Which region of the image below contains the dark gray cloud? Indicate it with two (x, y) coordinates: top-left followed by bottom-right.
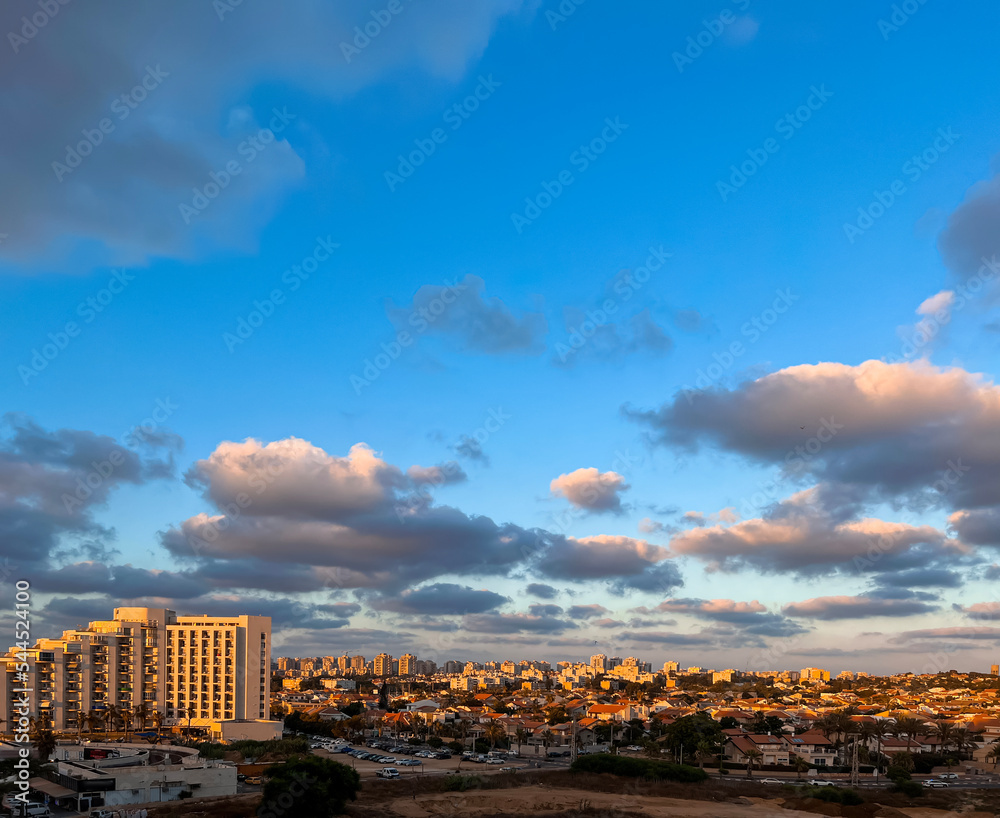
(454, 435), (490, 465)
(567, 604), (610, 620)
(533, 534), (682, 594)
(870, 567), (963, 589)
(949, 506), (1000, 546)
(528, 603), (564, 617)
(373, 583), (508, 615)
(937, 153), (1000, 283)
(0, 1), (525, 272)
(526, 582), (558, 599)
(553, 308), (673, 368)
(0, 415), (177, 567)
(782, 595), (938, 620)
(462, 611), (577, 634)
(387, 275), (547, 355)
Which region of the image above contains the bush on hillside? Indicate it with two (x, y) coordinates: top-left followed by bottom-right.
(570, 753), (708, 783)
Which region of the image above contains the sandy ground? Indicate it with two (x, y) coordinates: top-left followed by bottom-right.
(382, 785), (823, 817)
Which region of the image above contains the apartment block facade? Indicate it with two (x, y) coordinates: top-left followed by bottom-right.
(0, 607), (271, 731)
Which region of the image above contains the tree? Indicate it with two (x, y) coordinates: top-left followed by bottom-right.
(151, 711), (165, 740)
(30, 726), (57, 761)
(793, 755), (811, 780)
(262, 756), (360, 817)
(744, 748), (763, 779)
(662, 714), (723, 763)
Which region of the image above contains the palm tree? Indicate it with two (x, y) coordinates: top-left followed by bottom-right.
(744, 748), (763, 779)
(894, 717), (924, 753)
(103, 705), (120, 737)
(134, 703), (151, 732)
(793, 755), (811, 780)
(986, 743), (1000, 768)
(151, 711), (164, 741)
(932, 721), (955, 755)
(871, 720), (890, 783)
(514, 727), (528, 756)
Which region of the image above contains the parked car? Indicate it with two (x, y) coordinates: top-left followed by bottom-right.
(486, 757), (504, 764)
(938, 773), (959, 780)
(237, 774), (247, 782)
(245, 776), (264, 785)
(377, 767), (400, 779)
(758, 778), (783, 785)
(625, 745), (643, 752)
(499, 766), (518, 773)
(435, 752), (452, 759)
(923, 780), (950, 788)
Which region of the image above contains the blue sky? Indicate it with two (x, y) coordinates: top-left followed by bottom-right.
(3, 0), (1000, 674)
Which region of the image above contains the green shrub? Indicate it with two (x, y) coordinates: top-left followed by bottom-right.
(444, 775), (483, 791)
(899, 779), (924, 796)
(570, 753), (708, 783)
(797, 786), (863, 805)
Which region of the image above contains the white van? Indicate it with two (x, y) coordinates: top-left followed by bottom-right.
(15, 804), (51, 818)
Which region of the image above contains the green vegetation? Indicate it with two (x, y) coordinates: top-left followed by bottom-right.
(261, 756), (360, 817)
(570, 753), (708, 783)
(798, 785), (864, 805)
(444, 774), (484, 791)
(191, 736), (310, 760)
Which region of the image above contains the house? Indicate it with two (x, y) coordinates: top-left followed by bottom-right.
(725, 733), (790, 766)
(782, 732), (837, 766)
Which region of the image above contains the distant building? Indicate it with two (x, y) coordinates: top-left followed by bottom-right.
(399, 653), (417, 676)
(373, 653), (393, 677)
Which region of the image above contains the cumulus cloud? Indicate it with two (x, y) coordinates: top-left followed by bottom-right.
(627, 360), (1000, 511)
(550, 467), (630, 513)
(653, 598), (806, 636)
(668, 486), (950, 576)
(372, 583), (508, 615)
(782, 595), (938, 620)
(0, 0), (526, 271)
(166, 435), (683, 598)
(387, 275), (547, 355)
(533, 534), (682, 593)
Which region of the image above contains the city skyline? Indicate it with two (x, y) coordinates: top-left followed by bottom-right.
(4, 2), (1000, 677)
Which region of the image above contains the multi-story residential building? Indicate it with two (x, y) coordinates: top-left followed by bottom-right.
(501, 660), (517, 675)
(800, 667), (831, 683)
(590, 654), (607, 672)
(663, 661), (679, 674)
(373, 653), (393, 677)
(337, 654), (349, 674)
(398, 653), (417, 676)
(415, 659), (437, 675)
(444, 660), (464, 674)
(350, 655), (366, 673)
(0, 607), (271, 733)
(992, 664), (999, 677)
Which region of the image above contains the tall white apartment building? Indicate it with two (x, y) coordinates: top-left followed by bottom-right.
(0, 607), (271, 732)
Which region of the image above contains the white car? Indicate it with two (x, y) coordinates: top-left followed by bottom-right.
(377, 767), (400, 779)
(758, 778), (782, 785)
(811, 779), (837, 787)
(923, 780), (949, 788)
(486, 757), (504, 764)
(938, 773), (959, 780)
